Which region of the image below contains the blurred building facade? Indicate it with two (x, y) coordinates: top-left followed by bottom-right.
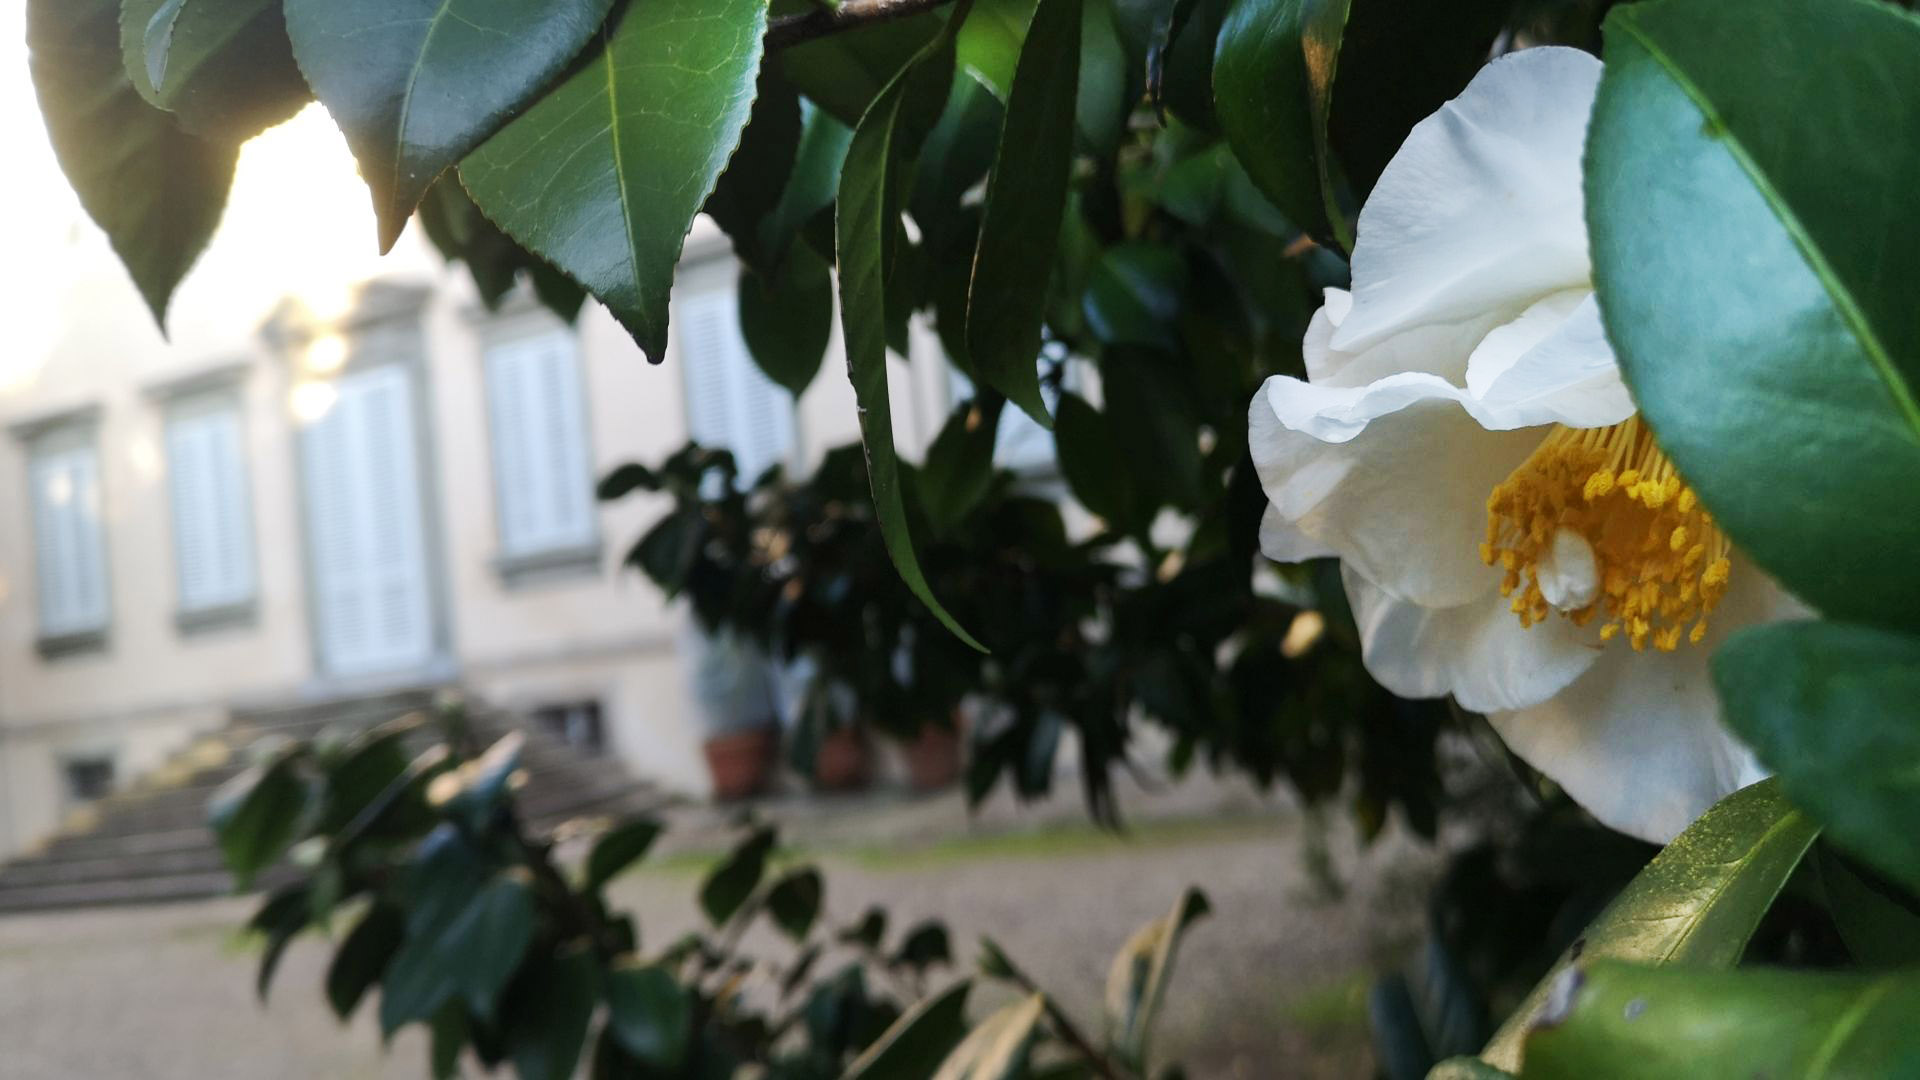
(0, 107), (980, 859)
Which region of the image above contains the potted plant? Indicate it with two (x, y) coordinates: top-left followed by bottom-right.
(684, 624), (781, 801)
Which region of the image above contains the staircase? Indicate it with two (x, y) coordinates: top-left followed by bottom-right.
(0, 689), (663, 913)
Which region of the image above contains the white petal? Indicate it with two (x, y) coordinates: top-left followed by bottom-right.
(1250, 378), (1541, 607)
(1469, 293), (1634, 430)
(1334, 47), (1602, 352)
(1487, 558), (1810, 844)
(1259, 504), (1336, 563)
(1344, 565), (1600, 711)
(1307, 296), (1499, 391)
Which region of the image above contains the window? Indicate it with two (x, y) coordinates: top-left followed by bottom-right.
(676, 281), (796, 486)
(62, 755), (115, 803)
(483, 328), (598, 565)
(533, 700), (604, 753)
(27, 428), (110, 650)
(165, 392), (256, 626)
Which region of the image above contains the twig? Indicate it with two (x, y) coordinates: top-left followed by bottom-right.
(766, 0), (958, 51)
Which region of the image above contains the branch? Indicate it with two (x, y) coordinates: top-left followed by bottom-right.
(766, 0), (957, 51)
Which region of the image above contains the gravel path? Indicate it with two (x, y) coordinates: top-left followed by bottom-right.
(0, 779), (1441, 1079)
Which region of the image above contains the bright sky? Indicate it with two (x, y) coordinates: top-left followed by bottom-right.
(0, 0), (439, 394)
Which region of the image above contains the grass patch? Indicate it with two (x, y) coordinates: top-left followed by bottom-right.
(1282, 970), (1373, 1048)
(832, 812), (1288, 872)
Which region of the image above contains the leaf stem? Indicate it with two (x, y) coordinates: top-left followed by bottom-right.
(766, 0), (958, 50)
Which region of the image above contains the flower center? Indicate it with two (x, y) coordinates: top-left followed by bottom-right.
(1480, 417), (1731, 652)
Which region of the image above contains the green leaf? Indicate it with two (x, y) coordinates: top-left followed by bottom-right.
(285, 0), (615, 252)
(842, 979), (974, 1080)
(766, 866), (826, 941)
(740, 247), (834, 397)
(933, 993), (1046, 1080)
(461, 0), (769, 362)
(1075, 0), (1129, 157)
(759, 99), (854, 270)
(416, 179), (585, 322)
(318, 720), (415, 832)
(1428, 1059), (1515, 1080)
(891, 922), (953, 972)
(1212, 0), (1347, 245)
(429, 1005), (469, 1080)
(327, 903), (405, 1021)
(779, 6), (945, 126)
(1520, 962), (1920, 1079)
(708, 66), (804, 271)
(585, 816), (663, 892)
(381, 842), (537, 1033)
(121, 0), (308, 142)
(1586, 0), (1920, 632)
(1103, 887), (1209, 1073)
(1817, 845), (1920, 968)
(920, 396), (1006, 536)
(505, 946), (600, 1080)
(699, 825), (776, 926)
(249, 882), (313, 1002)
(841, 907), (890, 950)
(606, 963), (691, 1068)
(430, 731), (524, 834)
(836, 6), (988, 652)
(956, 0), (1036, 99)
(29, 0), (237, 329)
(1479, 778), (1819, 1073)
(207, 749), (308, 889)
(1715, 619), (1920, 894)
(965, 0), (1080, 429)
(1082, 243), (1188, 349)
(1054, 391), (1138, 531)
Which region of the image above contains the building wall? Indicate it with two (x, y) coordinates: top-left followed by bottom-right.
(0, 100), (958, 858)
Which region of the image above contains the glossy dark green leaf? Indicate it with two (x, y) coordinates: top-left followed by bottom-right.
(842, 979), (973, 1080)
(318, 721), (415, 832)
(934, 993), (1046, 1080)
(779, 6), (944, 125)
(1480, 779), (1819, 1073)
(285, 0), (615, 252)
(381, 861), (537, 1033)
(121, 0), (309, 142)
(965, 0), (1080, 428)
(207, 750), (308, 889)
(505, 946), (599, 1080)
(1586, 0), (1920, 631)
(1324, 0), (1506, 204)
(836, 7), (987, 651)
(327, 903), (405, 1021)
(1082, 243), (1188, 349)
(699, 825), (776, 926)
(912, 73), (1002, 248)
(956, 0), (1036, 99)
(585, 816), (663, 892)
(606, 963), (691, 1067)
(841, 907), (890, 950)
(739, 247), (834, 397)
(1076, 0), (1129, 157)
(461, 0), (768, 362)
(1104, 887), (1209, 1073)
(766, 866), (826, 941)
(29, 0), (236, 329)
(1715, 620), (1920, 894)
(920, 396), (1005, 536)
(1817, 845), (1920, 968)
(1521, 962), (1920, 1079)
(417, 179), (586, 323)
(708, 66), (803, 271)
(759, 100), (854, 270)
(1054, 391), (1137, 531)
(891, 922), (953, 972)
(429, 1005), (468, 1080)
(1212, 0), (1346, 245)
(431, 731), (524, 834)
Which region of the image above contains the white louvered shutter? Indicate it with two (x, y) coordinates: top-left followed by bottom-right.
(677, 284), (796, 486)
(29, 442), (110, 638)
(485, 329), (597, 558)
(167, 400), (256, 613)
(302, 365), (434, 677)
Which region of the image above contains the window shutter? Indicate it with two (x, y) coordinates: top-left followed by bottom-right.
(677, 283), (795, 485)
(30, 443), (110, 638)
(484, 329), (597, 558)
(302, 365), (434, 676)
(166, 401), (255, 613)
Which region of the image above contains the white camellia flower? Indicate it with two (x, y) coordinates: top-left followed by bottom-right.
(1247, 45), (1803, 845)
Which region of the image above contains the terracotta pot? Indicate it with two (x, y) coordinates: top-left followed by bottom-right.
(812, 727), (871, 792)
(904, 722), (963, 792)
(704, 726), (778, 801)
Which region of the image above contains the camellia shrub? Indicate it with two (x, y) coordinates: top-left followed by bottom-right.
(27, 0), (1920, 1073)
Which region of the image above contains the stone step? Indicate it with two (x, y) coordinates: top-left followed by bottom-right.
(0, 844), (229, 890)
(0, 871), (242, 914)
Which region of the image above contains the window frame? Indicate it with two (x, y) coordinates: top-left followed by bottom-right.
(159, 383), (260, 635)
(12, 406), (112, 659)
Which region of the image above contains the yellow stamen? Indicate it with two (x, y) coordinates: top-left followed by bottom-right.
(1480, 416), (1733, 650)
